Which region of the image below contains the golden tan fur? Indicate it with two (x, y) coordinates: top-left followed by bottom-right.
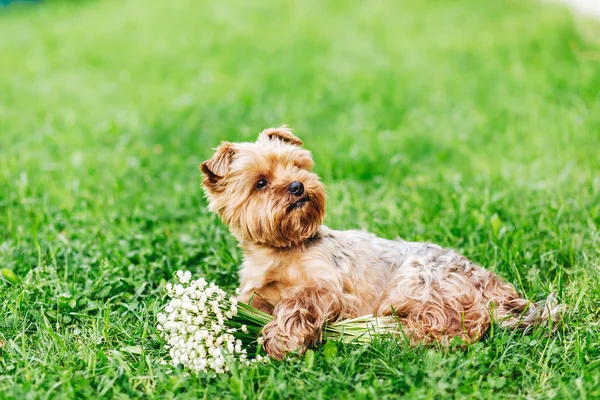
(201, 126), (561, 359)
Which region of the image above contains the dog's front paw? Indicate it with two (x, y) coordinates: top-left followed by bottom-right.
(261, 320), (302, 360)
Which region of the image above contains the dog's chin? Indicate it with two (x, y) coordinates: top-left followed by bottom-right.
(286, 195), (311, 213)
(236, 190), (326, 248)
(275, 196), (324, 247)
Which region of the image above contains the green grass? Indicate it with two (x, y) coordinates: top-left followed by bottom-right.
(1, 0), (599, 398)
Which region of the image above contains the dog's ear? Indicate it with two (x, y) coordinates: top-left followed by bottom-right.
(258, 125), (303, 146)
(200, 142), (235, 185)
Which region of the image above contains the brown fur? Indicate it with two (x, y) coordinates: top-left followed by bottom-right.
(201, 126), (561, 359)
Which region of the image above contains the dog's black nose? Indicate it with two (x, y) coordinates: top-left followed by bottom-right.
(288, 181), (304, 196)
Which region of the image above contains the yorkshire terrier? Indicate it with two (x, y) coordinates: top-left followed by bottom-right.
(201, 126), (560, 360)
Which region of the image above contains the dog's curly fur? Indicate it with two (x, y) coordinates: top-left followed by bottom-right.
(201, 126), (560, 360)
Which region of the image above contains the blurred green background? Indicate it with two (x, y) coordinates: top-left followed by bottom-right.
(1, 0), (599, 398)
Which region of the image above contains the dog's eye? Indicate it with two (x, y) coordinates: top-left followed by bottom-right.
(255, 178), (268, 189)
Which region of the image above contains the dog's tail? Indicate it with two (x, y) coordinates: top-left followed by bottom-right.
(496, 292), (563, 331)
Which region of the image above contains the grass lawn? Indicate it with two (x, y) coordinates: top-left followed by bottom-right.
(1, 0), (600, 398)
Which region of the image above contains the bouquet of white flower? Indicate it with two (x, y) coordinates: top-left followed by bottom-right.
(157, 270), (402, 375)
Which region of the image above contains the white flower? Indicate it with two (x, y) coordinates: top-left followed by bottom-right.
(157, 273), (267, 375)
(177, 270), (192, 284)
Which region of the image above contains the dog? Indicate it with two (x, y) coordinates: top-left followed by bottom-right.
(200, 126), (560, 360)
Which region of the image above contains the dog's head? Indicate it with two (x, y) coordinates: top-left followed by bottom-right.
(201, 126), (326, 247)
